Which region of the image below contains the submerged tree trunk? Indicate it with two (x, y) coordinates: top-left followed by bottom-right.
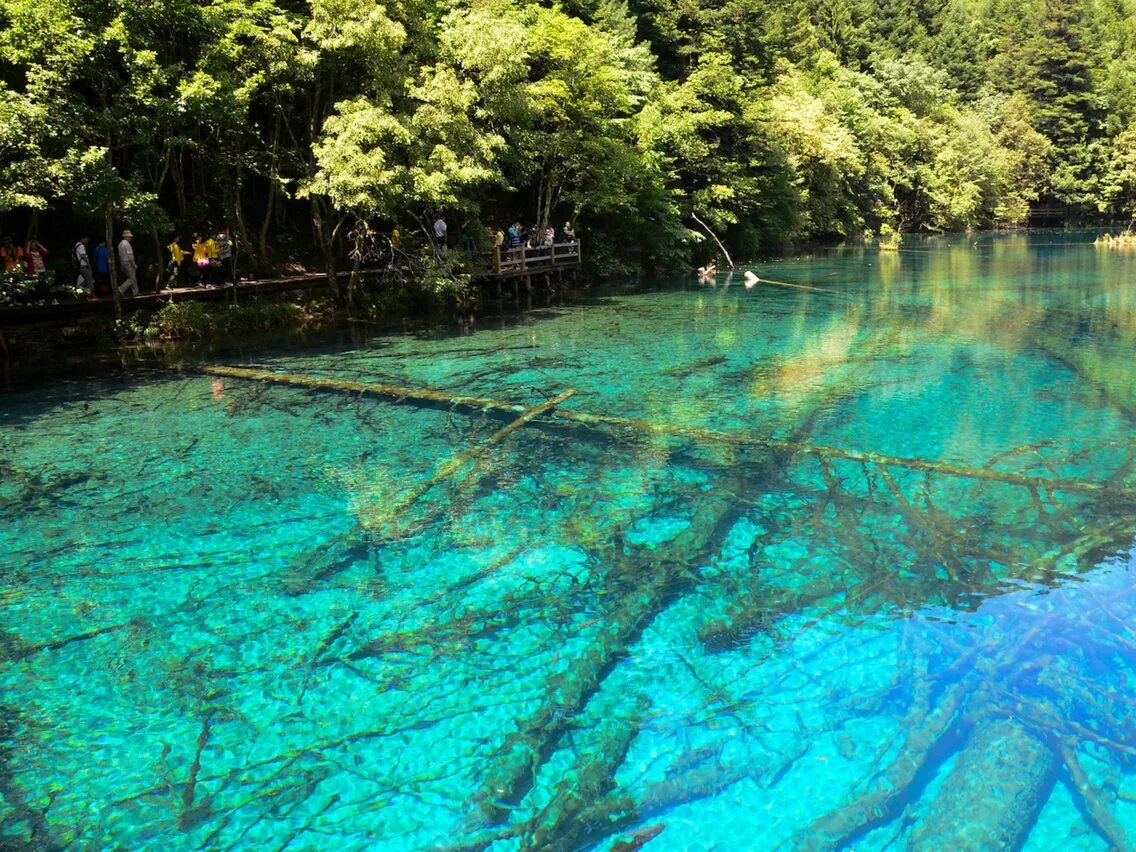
(907, 719), (1056, 850)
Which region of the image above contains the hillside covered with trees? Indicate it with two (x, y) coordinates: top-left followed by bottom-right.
(4, 0), (1136, 279)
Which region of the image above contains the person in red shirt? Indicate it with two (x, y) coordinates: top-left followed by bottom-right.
(25, 239), (48, 276)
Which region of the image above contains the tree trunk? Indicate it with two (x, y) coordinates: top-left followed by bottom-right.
(691, 212), (734, 267)
(348, 252), (362, 309)
(258, 112), (282, 268)
(151, 225), (163, 292)
(541, 171), (555, 231)
(106, 204), (121, 317)
(312, 195), (340, 302)
(535, 165), (545, 229)
(906, 719), (1056, 851)
(172, 150), (187, 219)
(232, 137), (254, 279)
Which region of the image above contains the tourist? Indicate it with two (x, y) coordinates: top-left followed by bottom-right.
(191, 234), (210, 284)
(508, 222), (522, 248)
(117, 230), (139, 296)
(494, 227), (505, 249)
(93, 239), (110, 296)
(25, 239), (48, 276)
(74, 236), (95, 294)
(433, 215), (448, 249)
(563, 221), (575, 242)
(204, 232), (220, 285)
(165, 235), (188, 288)
(1, 236), (24, 273)
(391, 225), (400, 249)
(543, 226), (555, 246)
(215, 227), (234, 286)
(460, 221), (475, 251)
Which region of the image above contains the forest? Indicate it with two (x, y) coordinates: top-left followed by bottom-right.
(3, 0), (1136, 284)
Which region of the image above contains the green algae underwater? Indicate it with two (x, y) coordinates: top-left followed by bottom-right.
(3, 232), (1136, 850)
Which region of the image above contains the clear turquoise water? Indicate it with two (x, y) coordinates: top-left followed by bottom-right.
(3, 232), (1136, 850)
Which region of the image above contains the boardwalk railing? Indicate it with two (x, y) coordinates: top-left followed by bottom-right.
(487, 239), (582, 276)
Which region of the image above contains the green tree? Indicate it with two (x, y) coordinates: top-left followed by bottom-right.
(1103, 123), (1136, 225)
(928, 0), (986, 96)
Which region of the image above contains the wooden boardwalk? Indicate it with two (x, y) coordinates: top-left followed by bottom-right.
(486, 240), (582, 279)
(0, 240), (583, 324)
(0, 273), (334, 323)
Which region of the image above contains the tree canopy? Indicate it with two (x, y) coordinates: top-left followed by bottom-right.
(2, 0), (1136, 277)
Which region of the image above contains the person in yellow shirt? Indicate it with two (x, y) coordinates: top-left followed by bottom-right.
(165, 235), (188, 289)
(391, 225), (400, 249)
(191, 234), (210, 285)
(203, 234), (220, 285)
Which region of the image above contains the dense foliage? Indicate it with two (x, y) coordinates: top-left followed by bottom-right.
(3, 0), (1136, 278)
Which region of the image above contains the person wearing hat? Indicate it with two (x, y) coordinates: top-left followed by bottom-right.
(117, 230), (139, 296)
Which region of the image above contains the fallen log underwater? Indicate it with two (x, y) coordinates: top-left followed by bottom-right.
(204, 366), (1136, 499)
(794, 584), (1136, 852)
(905, 718), (1057, 851)
(469, 470), (744, 831)
(696, 325), (903, 650)
(203, 363), (1136, 850)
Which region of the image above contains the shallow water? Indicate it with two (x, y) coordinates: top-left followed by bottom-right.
(3, 232), (1136, 850)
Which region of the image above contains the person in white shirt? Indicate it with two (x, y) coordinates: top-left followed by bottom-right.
(433, 216), (447, 249)
(117, 230), (139, 296)
(74, 236), (94, 292)
(215, 227), (234, 285)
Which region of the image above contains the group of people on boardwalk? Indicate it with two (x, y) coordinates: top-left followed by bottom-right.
(425, 217), (576, 254)
(71, 232), (140, 298)
(164, 230), (235, 289)
(3, 226), (236, 303)
(495, 221), (575, 252)
(72, 235), (116, 297)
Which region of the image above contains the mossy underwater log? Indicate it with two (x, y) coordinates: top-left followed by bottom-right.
(794, 676), (971, 852)
(697, 327), (901, 651)
(205, 364), (530, 418)
(280, 390), (577, 594)
(373, 389), (576, 538)
(203, 366), (1136, 499)
(471, 477), (741, 827)
(905, 718), (1057, 851)
(520, 707), (646, 851)
(469, 568), (672, 825)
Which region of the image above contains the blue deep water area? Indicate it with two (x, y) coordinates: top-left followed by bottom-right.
(4, 232), (1136, 849)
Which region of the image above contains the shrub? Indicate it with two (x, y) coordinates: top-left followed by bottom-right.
(151, 301), (215, 339)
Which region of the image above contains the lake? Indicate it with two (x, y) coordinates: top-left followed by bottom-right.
(2, 232), (1136, 849)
